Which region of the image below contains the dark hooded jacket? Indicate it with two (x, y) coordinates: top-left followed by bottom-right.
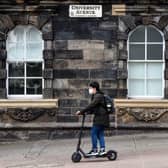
(80, 91), (109, 127)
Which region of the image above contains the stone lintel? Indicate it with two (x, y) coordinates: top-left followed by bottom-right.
(112, 4), (126, 16)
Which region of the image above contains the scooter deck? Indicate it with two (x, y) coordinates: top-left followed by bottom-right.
(84, 153), (107, 158)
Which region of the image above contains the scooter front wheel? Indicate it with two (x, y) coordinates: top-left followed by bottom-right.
(107, 150), (117, 161)
(71, 152), (82, 163)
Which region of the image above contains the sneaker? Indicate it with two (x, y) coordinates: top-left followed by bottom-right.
(99, 148), (106, 155)
(87, 149), (98, 156)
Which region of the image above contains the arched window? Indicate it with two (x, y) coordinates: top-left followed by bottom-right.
(6, 25), (43, 98)
(127, 25), (165, 98)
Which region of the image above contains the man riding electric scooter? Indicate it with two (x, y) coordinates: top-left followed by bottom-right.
(72, 81), (117, 162)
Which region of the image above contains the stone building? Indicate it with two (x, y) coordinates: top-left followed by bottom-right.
(0, 0), (168, 139)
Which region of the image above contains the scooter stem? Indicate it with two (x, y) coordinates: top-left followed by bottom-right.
(76, 114), (86, 152)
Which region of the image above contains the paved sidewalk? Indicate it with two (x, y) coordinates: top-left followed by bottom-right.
(0, 133), (168, 168)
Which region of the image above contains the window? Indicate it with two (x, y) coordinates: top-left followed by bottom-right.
(7, 25), (43, 98)
(127, 26), (165, 98)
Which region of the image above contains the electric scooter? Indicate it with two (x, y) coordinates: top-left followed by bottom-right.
(71, 114), (117, 163)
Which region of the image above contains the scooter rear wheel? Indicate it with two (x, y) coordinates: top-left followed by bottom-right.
(71, 152), (82, 163)
(107, 150), (117, 161)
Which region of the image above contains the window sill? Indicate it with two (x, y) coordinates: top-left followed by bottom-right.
(114, 99), (168, 108)
(0, 99), (58, 108)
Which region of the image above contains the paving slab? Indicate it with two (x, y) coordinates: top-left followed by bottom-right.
(0, 133), (168, 168)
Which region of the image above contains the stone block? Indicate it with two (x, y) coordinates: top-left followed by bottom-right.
(53, 69), (89, 79)
(68, 79), (90, 89)
(165, 48), (168, 60)
(0, 79), (5, 88)
(28, 15), (38, 27)
(53, 79), (69, 89)
(77, 69), (89, 79)
(102, 80), (117, 89)
(117, 32), (128, 40)
(67, 60), (103, 69)
(104, 48), (117, 61)
(53, 40), (67, 50)
(44, 60), (53, 69)
(53, 60), (68, 69)
(0, 33), (6, 41)
(109, 114), (115, 122)
(44, 41), (52, 50)
(56, 108), (71, 114)
(43, 50), (54, 60)
(119, 49), (128, 60)
(59, 99), (88, 108)
(118, 79), (127, 89)
(53, 19), (97, 39)
(54, 69), (76, 79)
(54, 50), (83, 59)
(163, 28), (168, 41)
(0, 60), (5, 69)
(104, 41), (117, 49)
(0, 41), (5, 49)
(0, 88), (6, 98)
(99, 20), (117, 30)
(53, 20), (70, 32)
(118, 61), (123, 69)
(92, 30), (117, 41)
(0, 49), (7, 60)
(118, 41), (127, 50)
(44, 80), (52, 88)
(158, 16), (168, 29)
(59, 99), (79, 107)
(165, 85), (168, 98)
(119, 60), (127, 69)
(42, 20), (52, 32)
(120, 16), (136, 30)
(43, 69), (53, 79)
(117, 89), (127, 98)
(90, 69), (117, 79)
(0, 15), (14, 30)
(43, 88), (53, 99)
(42, 32), (53, 40)
(73, 22), (96, 39)
(141, 16), (152, 25)
(54, 32), (75, 40)
(165, 70), (168, 80)
(0, 69), (6, 79)
(83, 49), (104, 60)
(103, 59), (118, 65)
(56, 115), (79, 122)
(38, 15), (51, 29)
(119, 18), (127, 32)
(68, 40), (104, 50)
(53, 89), (85, 98)
(117, 69), (128, 79)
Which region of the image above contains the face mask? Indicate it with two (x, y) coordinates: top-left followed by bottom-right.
(89, 88), (93, 95)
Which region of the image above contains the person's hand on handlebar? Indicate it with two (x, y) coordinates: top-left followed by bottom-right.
(76, 111), (81, 115)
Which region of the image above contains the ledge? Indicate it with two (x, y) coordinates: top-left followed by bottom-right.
(114, 99), (168, 108)
(0, 122), (167, 130)
(0, 122), (116, 130)
(0, 99), (58, 108)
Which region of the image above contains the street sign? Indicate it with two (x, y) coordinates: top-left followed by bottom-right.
(69, 5), (102, 18)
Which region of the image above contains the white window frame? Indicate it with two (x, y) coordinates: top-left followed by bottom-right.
(127, 25), (165, 99)
(6, 25), (44, 99)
